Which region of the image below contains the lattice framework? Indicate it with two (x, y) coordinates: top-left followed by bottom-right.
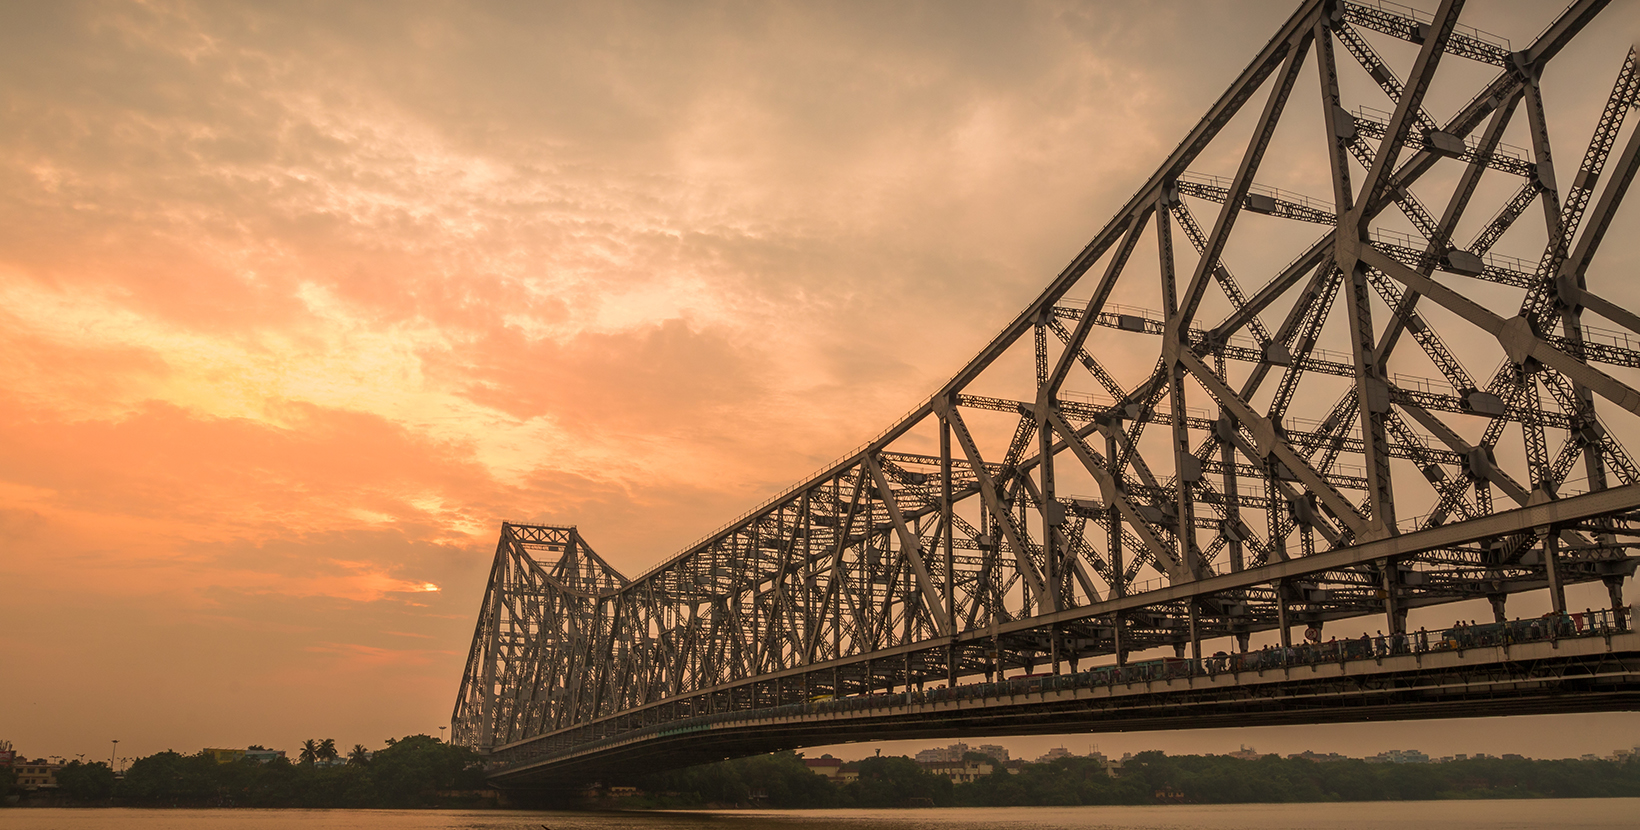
(454, 0), (1640, 754)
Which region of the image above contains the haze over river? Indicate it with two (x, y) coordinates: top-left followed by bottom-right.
(7, 802), (1639, 830)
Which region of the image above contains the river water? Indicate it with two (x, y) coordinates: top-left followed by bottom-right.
(5, 801), (1638, 830)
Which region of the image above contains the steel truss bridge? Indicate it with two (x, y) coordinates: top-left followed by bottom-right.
(455, 0), (1640, 789)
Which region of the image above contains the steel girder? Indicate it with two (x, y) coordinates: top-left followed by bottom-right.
(454, 0), (1640, 756)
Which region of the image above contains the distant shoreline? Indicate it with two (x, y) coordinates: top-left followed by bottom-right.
(10, 749), (1640, 811)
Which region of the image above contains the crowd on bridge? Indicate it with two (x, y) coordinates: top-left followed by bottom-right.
(1201, 608), (1606, 675)
(929, 606), (1629, 701)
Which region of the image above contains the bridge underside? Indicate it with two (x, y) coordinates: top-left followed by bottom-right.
(492, 631), (1640, 789)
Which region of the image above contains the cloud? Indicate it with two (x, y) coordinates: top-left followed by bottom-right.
(0, 0), (1333, 759)
(7, 0), (1624, 762)
(237, 560), (442, 604)
(305, 641), (459, 668)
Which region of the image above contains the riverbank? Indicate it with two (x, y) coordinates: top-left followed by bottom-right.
(5, 801), (1640, 829)
(12, 746), (1639, 811)
(623, 750), (1640, 809)
(2, 735), (488, 810)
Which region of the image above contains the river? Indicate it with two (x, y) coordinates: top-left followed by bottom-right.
(4, 801), (1638, 830)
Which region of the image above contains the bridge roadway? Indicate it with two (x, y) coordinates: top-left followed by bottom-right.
(487, 612), (1640, 788)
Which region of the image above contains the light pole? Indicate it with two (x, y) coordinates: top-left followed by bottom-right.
(438, 726), (447, 742)
(110, 740), (118, 771)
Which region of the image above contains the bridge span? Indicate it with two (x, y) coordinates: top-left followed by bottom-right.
(488, 612), (1639, 788)
(454, 0), (1640, 789)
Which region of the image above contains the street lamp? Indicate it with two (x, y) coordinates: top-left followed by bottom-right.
(438, 726), (447, 742)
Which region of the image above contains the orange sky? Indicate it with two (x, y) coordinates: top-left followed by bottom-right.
(3, 0), (1639, 766)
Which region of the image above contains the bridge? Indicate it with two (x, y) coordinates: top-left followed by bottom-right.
(453, 0), (1640, 789)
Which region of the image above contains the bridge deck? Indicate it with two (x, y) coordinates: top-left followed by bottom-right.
(490, 624), (1640, 788)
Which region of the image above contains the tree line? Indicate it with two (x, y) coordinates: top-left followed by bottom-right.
(629, 750), (1640, 809)
(11, 735), (487, 808)
(16, 744), (1640, 809)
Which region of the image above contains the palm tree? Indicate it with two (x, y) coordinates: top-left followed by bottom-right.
(318, 738), (338, 763)
(347, 744), (370, 766)
(299, 740), (319, 765)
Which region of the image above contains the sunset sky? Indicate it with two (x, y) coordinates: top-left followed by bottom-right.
(3, 0), (1639, 767)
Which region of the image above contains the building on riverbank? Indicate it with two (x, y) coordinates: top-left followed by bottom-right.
(975, 744), (1010, 762)
(919, 759), (993, 783)
(913, 742), (969, 764)
(1365, 749), (1430, 764)
(11, 759), (63, 791)
(803, 755), (843, 778)
(1288, 750), (1351, 762)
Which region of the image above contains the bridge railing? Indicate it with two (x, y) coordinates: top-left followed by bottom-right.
(487, 606), (1632, 773)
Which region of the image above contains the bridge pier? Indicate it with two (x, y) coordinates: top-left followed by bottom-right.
(1542, 526), (1567, 616)
(1051, 626), (1061, 675)
(1278, 585), (1292, 651)
(1379, 558), (1404, 639)
(1189, 602), (1202, 669)
(1610, 577), (1629, 630)
(1113, 612), (1126, 666)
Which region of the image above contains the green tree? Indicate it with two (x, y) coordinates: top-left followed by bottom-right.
(633, 751), (840, 808)
(54, 761), (116, 801)
(733, 752), (837, 808)
(299, 740), (319, 765)
(118, 751), (222, 804)
(348, 744), (371, 765)
(318, 739), (338, 763)
(842, 755), (953, 808)
(366, 734), (487, 807)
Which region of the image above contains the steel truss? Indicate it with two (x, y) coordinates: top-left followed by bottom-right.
(454, 0), (1640, 763)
